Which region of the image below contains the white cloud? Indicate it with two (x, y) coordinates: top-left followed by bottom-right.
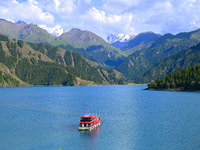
(1, 0), (200, 39)
(39, 24), (66, 37)
(83, 0), (91, 4)
(88, 7), (106, 23)
(81, 7), (136, 38)
(83, 7), (123, 24)
(153, 1), (174, 13)
(38, 0), (76, 17)
(140, 0), (200, 34)
(103, 0), (139, 7)
(54, 0), (61, 9)
(0, 0), (54, 24)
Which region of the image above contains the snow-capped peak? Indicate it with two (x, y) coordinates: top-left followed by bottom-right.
(107, 33), (134, 44)
(39, 24), (68, 37)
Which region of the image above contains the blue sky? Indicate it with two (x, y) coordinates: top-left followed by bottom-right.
(0, 0), (200, 38)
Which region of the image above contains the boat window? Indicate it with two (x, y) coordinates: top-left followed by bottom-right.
(79, 123), (85, 127)
(80, 117), (93, 122)
(79, 123), (91, 127)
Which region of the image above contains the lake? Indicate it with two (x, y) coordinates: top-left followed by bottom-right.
(0, 85), (200, 150)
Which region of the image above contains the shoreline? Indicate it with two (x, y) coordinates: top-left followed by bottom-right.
(0, 84), (147, 88)
(144, 88), (200, 92)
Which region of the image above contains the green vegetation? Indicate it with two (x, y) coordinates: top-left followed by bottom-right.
(63, 51), (123, 84)
(15, 59), (76, 86)
(30, 57), (37, 64)
(0, 34), (9, 41)
(0, 34), (125, 87)
(0, 42), (17, 69)
(138, 43), (200, 83)
(17, 40), (24, 48)
(6, 40), (17, 57)
(0, 71), (19, 87)
(29, 43), (65, 64)
(147, 65), (200, 91)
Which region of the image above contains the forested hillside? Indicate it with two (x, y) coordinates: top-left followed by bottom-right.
(147, 65), (200, 91)
(0, 70), (20, 87)
(0, 34), (125, 87)
(117, 29), (200, 81)
(138, 43), (200, 83)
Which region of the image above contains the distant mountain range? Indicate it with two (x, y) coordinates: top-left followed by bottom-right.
(0, 19), (126, 67)
(0, 18), (200, 85)
(107, 32), (161, 54)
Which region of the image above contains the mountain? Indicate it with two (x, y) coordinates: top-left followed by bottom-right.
(121, 32), (161, 53)
(0, 19), (55, 43)
(18, 23), (55, 43)
(0, 19), (26, 39)
(138, 43), (200, 83)
(107, 33), (134, 49)
(147, 65), (200, 91)
(0, 19), (126, 67)
(110, 41), (127, 49)
(0, 34), (126, 87)
(57, 28), (126, 66)
(117, 29), (200, 81)
(16, 20), (27, 26)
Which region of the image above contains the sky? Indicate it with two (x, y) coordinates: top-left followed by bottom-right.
(0, 0), (200, 39)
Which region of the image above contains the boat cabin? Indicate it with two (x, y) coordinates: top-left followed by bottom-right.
(78, 113), (101, 130)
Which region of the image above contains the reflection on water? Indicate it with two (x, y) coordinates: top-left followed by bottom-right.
(79, 126), (101, 135)
(79, 127), (101, 150)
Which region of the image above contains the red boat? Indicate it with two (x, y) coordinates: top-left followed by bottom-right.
(78, 113), (101, 130)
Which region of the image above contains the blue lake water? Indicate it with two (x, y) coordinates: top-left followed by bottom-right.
(0, 85), (200, 150)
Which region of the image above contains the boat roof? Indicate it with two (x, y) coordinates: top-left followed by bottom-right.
(81, 113), (95, 118)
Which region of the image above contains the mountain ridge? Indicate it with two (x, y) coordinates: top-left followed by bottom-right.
(117, 28), (200, 81)
(137, 43), (200, 83)
(0, 19), (126, 67)
(56, 28), (126, 66)
(121, 32), (161, 54)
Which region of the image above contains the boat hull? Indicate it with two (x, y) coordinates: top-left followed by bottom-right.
(78, 122), (101, 130)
